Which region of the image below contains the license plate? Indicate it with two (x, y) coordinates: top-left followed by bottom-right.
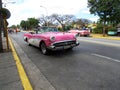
(64, 45), (71, 49)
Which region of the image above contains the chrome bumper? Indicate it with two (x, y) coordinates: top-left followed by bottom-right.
(47, 42), (79, 51)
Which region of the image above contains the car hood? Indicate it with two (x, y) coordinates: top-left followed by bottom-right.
(39, 32), (76, 41)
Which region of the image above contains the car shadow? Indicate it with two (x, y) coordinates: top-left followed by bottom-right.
(25, 43), (81, 57)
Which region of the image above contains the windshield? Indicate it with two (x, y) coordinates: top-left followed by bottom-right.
(37, 27), (59, 33)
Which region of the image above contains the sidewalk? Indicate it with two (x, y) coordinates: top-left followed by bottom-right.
(0, 36), (23, 90)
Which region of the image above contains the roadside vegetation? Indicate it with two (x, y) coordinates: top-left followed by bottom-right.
(88, 0), (120, 36)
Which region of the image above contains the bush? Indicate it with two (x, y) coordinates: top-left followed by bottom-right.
(93, 28), (103, 34)
(108, 27), (117, 31)
(58, 27), (62, 31)
(92, 23), (103, 34)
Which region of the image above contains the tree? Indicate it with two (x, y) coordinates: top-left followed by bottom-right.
(89, 0), (120, 24)
(17, 24), (20, 29)
(20, 18), (39, 30)
(38, 15), (49, 26)
(38, 14), (76, 31)
(27, 18), (39, 29)
(71, 18), (92, 29)
(38, 14), (92, 31)
(20, 20), (27, 30)
(51, 14), (75, 31)
(11, 25), (17, 29)
(88, 0), (120, 35)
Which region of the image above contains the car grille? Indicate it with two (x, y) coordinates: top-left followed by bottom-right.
(53, 40), (76, 47)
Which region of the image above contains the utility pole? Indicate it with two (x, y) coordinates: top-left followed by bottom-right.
(0, 0), (3, 52)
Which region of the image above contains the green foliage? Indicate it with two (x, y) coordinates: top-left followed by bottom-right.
(17, 24), (20, 28)
(20, 18), (39, 30)
(28, 18), (39, 29)
(108, 27), (117, 31)
(58, 27), (62, 31)
(92, 22), (117, 33)
(10, 25), (17, 29)
(64, 25), (73, 31)
(20, 20), (27, 30)
(93, 28), (103, 34)
(88, 0), (120, 25)
(92, 23), (103, 34)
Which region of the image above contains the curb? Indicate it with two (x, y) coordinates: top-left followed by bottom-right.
(9, 37), (33, 90)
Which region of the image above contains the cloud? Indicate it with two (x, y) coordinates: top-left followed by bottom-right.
(89, 17), (99, 22)
(3, 0), (98, 26)
(80, 8), (91, 14)
(43, 0), (88, 15)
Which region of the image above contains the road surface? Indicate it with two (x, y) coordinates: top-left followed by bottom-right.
(10, 32), (120, 90)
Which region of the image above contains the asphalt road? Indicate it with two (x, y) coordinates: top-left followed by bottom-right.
(11, 32), (120, 90)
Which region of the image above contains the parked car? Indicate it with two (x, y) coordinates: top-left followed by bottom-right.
(24, 26), (79, 55)
(107, 31), (117, 36)
(117, 28), (120, 36)
(68, 29), (90, 37)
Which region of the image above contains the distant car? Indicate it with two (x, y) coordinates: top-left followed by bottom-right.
(68, 29), (90, 37)
(107, 31), (117, 36)
(117, 28), (120, 36)
(24, 27), (79, 55)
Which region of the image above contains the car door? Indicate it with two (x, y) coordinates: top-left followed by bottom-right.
(32, 34), (41, 47)
(28, 34), (34, 45)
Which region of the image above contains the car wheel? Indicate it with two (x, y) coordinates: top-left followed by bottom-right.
(24, 38), (28, 42)
(40, 42), (49, 55)
(25, 38), (31, 46)
(28, 43), (31, 46)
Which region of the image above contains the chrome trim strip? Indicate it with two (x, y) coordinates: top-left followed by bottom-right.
(51, 40), (76, 45)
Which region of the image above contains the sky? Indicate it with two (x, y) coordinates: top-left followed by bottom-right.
(2, 0), (99, 26)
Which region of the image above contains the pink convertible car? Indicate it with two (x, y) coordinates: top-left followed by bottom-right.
(68, 29), (90, 37)
(24, 27), (79, 55)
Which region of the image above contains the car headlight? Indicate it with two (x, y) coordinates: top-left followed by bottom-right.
(50, 36), (55, 41)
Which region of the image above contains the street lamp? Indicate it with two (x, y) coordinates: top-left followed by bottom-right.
(40, 5), (48, 26)
(3, 1), (16, 7)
